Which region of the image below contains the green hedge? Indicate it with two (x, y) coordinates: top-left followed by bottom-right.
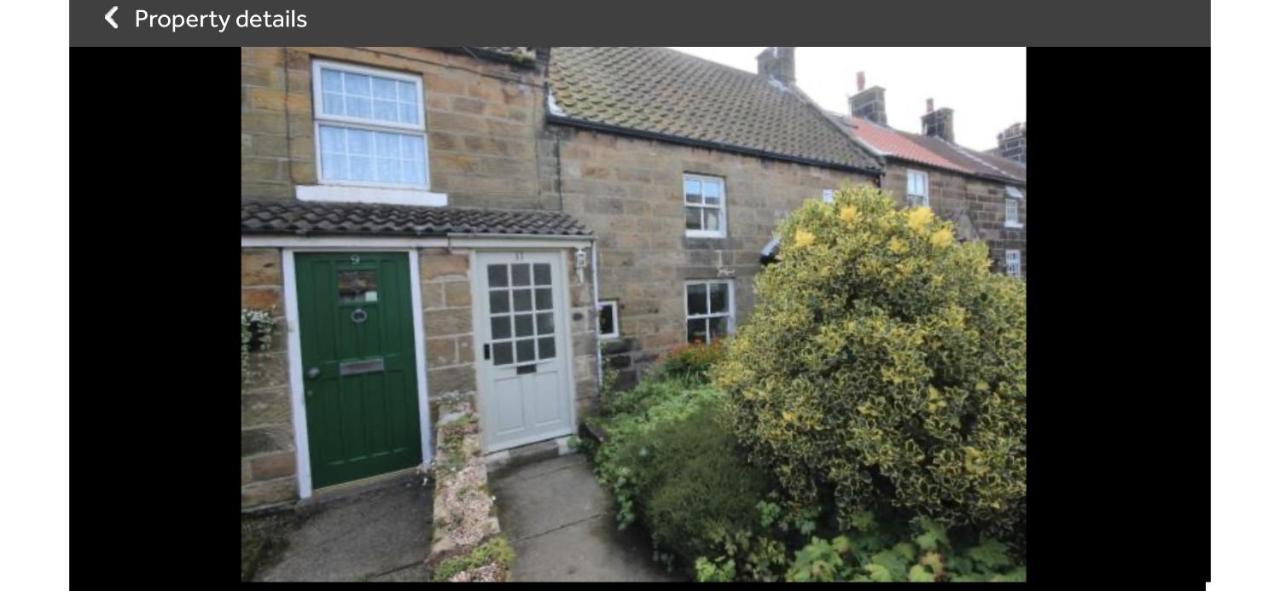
(714, 186), (1027, 537)
(589, 379), (768, 572)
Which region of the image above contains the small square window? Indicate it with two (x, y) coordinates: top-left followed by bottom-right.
(1005, 250), (1022, 278)
(685, 281), (733, 344)
(598, 300), (620, 339)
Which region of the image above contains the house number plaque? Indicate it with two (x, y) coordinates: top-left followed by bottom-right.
(351, 308), (368, 324)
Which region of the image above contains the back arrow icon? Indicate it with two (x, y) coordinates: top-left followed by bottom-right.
(105, 6), (118, 29)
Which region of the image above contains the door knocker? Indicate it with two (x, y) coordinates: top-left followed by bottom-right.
(351, 308), (368, 324)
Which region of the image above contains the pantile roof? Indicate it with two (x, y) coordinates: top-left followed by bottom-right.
(547, 47), (881, 173)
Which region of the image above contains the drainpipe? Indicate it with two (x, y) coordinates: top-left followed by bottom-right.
(590, 237), (604, 396)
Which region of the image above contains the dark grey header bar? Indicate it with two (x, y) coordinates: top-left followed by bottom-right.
(72, 0), (1209, 47)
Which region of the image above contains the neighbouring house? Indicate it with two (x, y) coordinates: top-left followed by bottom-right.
(243, 46), (1026, 510)
(827, 72), (1027, 276)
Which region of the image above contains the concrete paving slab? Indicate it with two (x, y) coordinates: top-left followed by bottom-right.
(491, 452), (685, 582)
(258, 478), (433, 582)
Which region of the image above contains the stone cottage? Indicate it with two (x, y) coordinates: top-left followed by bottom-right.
(829, 72), (1028, 276)
(240, 46), (1020, 510)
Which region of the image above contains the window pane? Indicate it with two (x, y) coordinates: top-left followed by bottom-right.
(535, 288), (553, 310)
(705, 208), (720, 231)
(685, 206), (703, 230)
(514, 314), (534, 337)
(320, 69), (343, 94)
(536, 312), (555, 335)
(533, 263), (552, 286)
(684, 179), (702, 203)
(687, 283), (707, 315)
(321, 151), (347, 181)
(375, 131), (401, 157)
(489, 290), (510, 314)
(513, 289), (532, 312)
(398, 80), (418, 104)
(537, 336), (556, 360)
(516, 338), (536, 363)
(703, 180), (721, 205)
(347, 129), (372, 155)
(487, 265), (508, 287)
(709, 316), (729, 340)
(337, 271), (378, 303)
(344, 73), (371, 96)
(372, 77), (397, 101)
(511, 264), (531, 286)
(373, 99), (397, 122)
(493, 341), (513, 366)
(349, 156), (373, 181)
(599, 303), (615, 336)
(322, 92), (345, 116)
(687, 319), (708, 344)
(345, 95), (371, 119)
(376, 157), (398, 183)
(490, 316), (511, 340)
(399, 103), (416, 125)
(709, 283), (728, 314)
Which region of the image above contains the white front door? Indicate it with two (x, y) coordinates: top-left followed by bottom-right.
(474, 251), (575, 452)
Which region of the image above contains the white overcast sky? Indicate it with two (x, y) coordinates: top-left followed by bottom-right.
(669, 47), (1025, 150)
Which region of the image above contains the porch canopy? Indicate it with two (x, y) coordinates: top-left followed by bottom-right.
(241, 200), (592, 239)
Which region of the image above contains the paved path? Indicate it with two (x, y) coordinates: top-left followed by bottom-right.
(490, 453), (683, 582)
(258, 476), (433, 582)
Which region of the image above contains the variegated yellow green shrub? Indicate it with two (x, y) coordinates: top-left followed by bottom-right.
(713, 186), (1026, 537)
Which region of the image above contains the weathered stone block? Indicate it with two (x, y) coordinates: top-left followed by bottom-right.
(426, 337), (457, 367)
(428, 365), (476, 397)
(444, 282), (472, 307)
(241, 389), (292, 428)
(242, 425), (294, 458)
(425, 307), (473, 337)
(422, 254), (469, 281)
(251, 452), (297, 481)
(241, 477), (297, 508)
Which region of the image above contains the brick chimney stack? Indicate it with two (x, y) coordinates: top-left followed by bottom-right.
(849, 71), (888, 125)
(921, 98), (955, 142)
(996, 122), (1026, 163)
(756, 47), (796, 85)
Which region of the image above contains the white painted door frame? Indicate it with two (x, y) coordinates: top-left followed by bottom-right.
(469, 249), (578, 453)
(280, 247), (432, 499)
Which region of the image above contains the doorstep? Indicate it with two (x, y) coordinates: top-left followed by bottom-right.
(297, 466), (427, 515)
(484, 436), (575, 477)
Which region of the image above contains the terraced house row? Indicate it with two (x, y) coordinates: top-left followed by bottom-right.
(240, 46), (1028, 509)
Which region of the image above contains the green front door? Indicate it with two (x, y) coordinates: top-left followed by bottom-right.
(295, 252), (422, 489)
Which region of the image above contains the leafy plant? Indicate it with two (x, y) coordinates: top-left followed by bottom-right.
(655, 339), (726, 383)
(430, 536), (515, 582)
(241, 308), (277, 384)
(781, 514), (1024, 582)
(714, 186), (1027, 537)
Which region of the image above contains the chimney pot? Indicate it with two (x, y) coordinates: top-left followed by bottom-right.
(926, 98), (934, 113)
(856, 71), (865, 91)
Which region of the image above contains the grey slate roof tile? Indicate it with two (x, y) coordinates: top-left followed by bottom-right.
(241, 201), (592, 238)
(547, 47), (881, 173)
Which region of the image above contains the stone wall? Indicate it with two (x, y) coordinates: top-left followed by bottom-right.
(547, 126), (878, 385)
(420, 249), (478, 426)
(242, 47), (551, 211)
(241, 248), (298, 508)
(882, 164), (1027, 276)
